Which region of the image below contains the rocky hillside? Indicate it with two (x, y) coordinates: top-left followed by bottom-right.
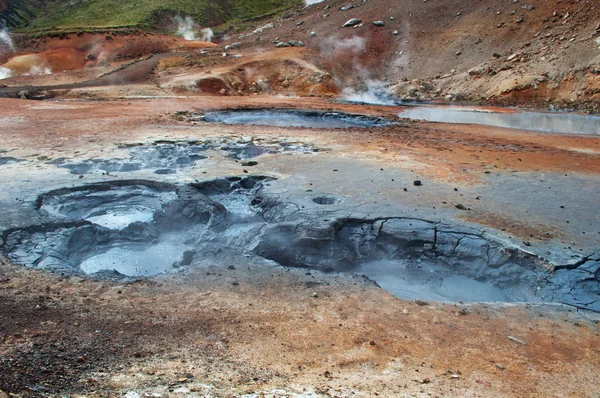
(207, 0), (600, 111)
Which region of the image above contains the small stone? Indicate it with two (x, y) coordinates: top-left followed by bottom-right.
(413, 180), (422, 186)
(232, 281), (239, 286)
(507, 335), (527, 345)
(455, 204), (468, 210)
(496, 363), (506, 370)
(312, 292), (318, 298)
(343, 18), (362, 27)
(242, 161), (258, 166)
(392, 30), (399, 35)
(373, 21), (385, 27)
(402, 309), (409, 315)
(228, 265), (236, 270)
(369, 340), (376, 346)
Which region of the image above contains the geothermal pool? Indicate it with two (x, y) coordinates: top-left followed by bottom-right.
(400, 106), (600, 135)
(198, 109), (392, 128)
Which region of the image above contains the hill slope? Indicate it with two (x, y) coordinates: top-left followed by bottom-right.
(2, 0), (301, 31)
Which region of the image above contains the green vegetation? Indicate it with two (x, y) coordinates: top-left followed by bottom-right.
(0, 0), (51, 28)
(7, 0), (302, 32)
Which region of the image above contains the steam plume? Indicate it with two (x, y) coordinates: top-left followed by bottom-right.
(0, 26), (14, 51)
(175, 16), (195, 41)
(0, 66), (11, 80)
(201, 28), (214, 42)
(342, 80), (395, 105)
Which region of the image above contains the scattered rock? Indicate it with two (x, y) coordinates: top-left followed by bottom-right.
(276, 42), (291, 48)
(343, 18), (362, 27)
(289, 40), (305, 47)
(224, 42), (241, 51)
(496, 363), (506, 370)
(341, 4), (354, 11)
(242, 161), (258, 166)
(373, 21), (385, 26)
(455, 204), (469, 210)
(413, 180), (422, 186)
(508, 335), (527, 345)
(392, 30), (399, 35)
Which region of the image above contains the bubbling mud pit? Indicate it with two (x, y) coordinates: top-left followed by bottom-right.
(195, 109), (393, 128)
(1, 175), (598, 310)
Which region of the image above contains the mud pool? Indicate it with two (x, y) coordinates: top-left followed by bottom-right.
(197, 109), (393, 128)
(2, 174), (598, 310)
(400, 106), (600, 135)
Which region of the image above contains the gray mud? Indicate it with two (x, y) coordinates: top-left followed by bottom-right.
(2, 176), (599, 311)
(196, 109), (393, 128)
(54, 140), (315, 174)
(0, 157), (24, 165)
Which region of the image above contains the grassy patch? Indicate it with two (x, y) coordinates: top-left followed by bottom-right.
(17, 0), (302, 32)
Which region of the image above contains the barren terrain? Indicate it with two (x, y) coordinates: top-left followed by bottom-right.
(1, 0), (600, 397)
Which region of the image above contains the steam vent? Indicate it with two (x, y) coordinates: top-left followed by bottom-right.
(1, 0), (600, 396)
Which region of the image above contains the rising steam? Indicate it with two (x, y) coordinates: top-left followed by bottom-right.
(201, 28), (214, 42)
(28, 65), (52, 75)
(342, 80), (395, 105)
(0, 66), (11, 80)
(175, 16), (195, 41)
(0, 26), (15, 51)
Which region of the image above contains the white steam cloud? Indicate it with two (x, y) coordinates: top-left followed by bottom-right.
(319, 35), (394, 105)
(175, 16), (195, 41)
(0, 27), (15, 51)
(27, 65), (52, 75)
(304, 0), (325, 5)
(0, 66), (12, 80)
(342, 80), (395, 105)
(201, 28), (214, 42)
(332, 36), (366, 52)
